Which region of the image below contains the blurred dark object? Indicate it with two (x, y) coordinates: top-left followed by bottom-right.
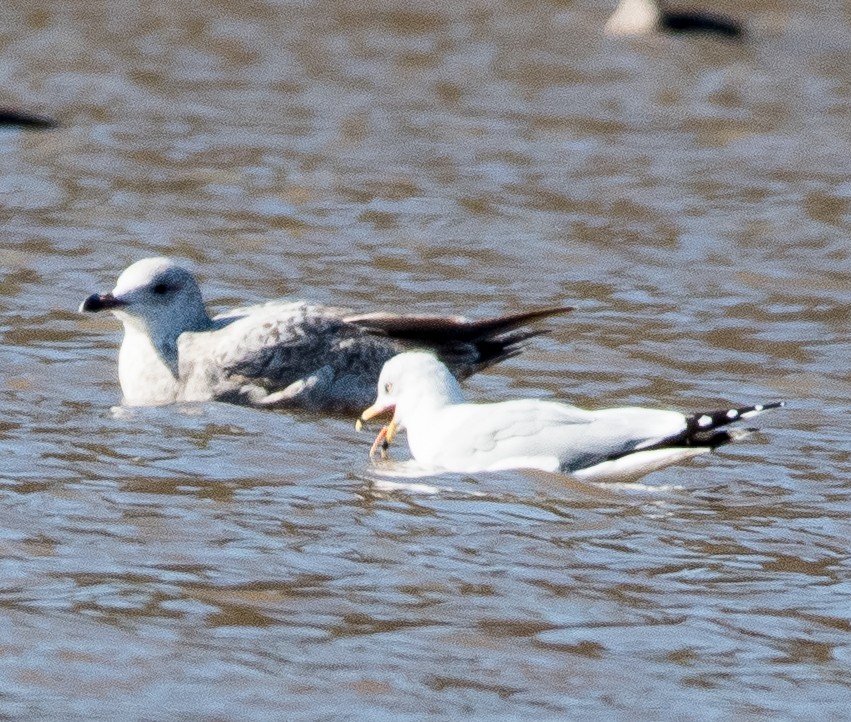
(0, 109), (57, 129)
(661, 9), (742, 36)
(606, 0), (743, 38)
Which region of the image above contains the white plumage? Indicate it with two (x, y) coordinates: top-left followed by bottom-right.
(359, 352), (784, 482)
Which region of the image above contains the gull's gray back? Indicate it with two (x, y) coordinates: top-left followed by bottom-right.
(426, 400), (687, 472)
(178, 301), (406, 410)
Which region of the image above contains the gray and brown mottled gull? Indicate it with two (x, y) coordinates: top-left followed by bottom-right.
(79, 257), (570, 413)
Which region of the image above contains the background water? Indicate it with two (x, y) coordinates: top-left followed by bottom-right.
(1, 0), (849, 719)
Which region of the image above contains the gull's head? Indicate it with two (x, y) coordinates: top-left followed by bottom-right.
(79, 257), (211, 339)
(357, 352), (465, 440)
(604, 0), (661, 36)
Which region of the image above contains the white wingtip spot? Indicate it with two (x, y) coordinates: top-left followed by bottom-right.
(726, 409), (739, 419)
(697, 414), (713, 427)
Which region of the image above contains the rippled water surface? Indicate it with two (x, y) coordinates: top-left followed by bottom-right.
(1, 0), (850, 719)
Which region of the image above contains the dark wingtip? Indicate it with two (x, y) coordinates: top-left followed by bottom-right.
(0, 109), (57, 130)
(684, 401), (785, 444)
(661, 11), (743, 38)
(349, 306), (573, 344)
(486, 305), (575, 327)
(446, 305), (574, 342)
(448, 306), (573, 374)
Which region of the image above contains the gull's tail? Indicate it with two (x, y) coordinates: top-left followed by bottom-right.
(678, 402), (787, 449)
(574, 401), (786, 483)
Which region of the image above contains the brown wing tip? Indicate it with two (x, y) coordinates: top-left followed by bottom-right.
(346, 305), (573, 344)
(480, 305), (574, 326)
(449, 305), (573, 340)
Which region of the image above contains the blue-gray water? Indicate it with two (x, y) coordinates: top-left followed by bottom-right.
(1, 0), (849, 719)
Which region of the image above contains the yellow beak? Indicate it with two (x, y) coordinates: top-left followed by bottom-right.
(356, 402), (393, 431)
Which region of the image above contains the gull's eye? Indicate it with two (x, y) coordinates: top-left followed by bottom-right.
(152, 283), (170, 295)
(384, 382), (393, 394)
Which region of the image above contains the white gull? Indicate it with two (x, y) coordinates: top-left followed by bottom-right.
(79, 257), (570, 413)
(358, 352), (784, 482)
(605, 0), (743, 37)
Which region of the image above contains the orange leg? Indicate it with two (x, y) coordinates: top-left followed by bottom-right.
(369, 426), (391, 460)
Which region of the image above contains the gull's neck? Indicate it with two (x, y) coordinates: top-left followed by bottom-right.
(395, 371), (465, 430)
(396, 380), (466, 468)
(114, 304), (212, 405)
(118, 325), (181, 405)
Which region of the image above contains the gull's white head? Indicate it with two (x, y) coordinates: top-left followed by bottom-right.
(604, 0), (661, 36)
(359, 352), (465, 438)
(80, 257), (211, 341)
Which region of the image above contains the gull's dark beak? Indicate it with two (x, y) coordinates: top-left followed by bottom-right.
(79, 293), (126, 313)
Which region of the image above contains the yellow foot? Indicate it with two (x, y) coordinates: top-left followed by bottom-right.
(369, 426), (391, 461)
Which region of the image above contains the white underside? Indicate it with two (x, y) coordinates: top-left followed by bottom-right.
(571, 447), (711, 483)
(483, 456), (562, 474)
(367, 446), (714, 484)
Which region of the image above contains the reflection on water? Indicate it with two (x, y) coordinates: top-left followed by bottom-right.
(0, 0), (849, 719)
